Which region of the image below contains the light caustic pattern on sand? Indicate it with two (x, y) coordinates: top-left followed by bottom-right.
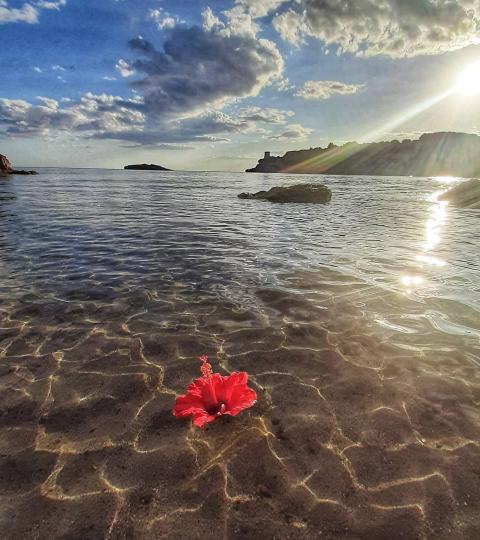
(1, 267), (479, 539)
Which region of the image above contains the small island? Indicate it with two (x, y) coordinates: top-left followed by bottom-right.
(246, 132), (480, 177)
(124, 163), (172, 171)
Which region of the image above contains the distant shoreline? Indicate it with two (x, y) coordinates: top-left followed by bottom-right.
(246, 131), (480, 177)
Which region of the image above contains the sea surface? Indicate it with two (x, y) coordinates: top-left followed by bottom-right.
(0, 169), (479, 539)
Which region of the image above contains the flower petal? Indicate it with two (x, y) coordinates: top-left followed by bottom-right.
(200, 372), (222, 409)
(215, 372), (248, 404)
(192, 411), (217, 428)
(227, 386), (257, 416)
(173, 394), (205, 418)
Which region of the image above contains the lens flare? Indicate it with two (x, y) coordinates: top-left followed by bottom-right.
(456, 62), (480, 96)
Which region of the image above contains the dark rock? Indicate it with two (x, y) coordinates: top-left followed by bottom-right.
(0, 154), (12, 176)
(238, 183), (332, 204)
(0, 154), (37, 176)
(124, 163), (171, 171)
(438, 178), (480, 208)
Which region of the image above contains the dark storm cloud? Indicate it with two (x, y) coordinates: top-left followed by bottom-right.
(126, 24), (283, 117)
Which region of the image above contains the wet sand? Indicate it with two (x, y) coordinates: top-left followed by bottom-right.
(1, 267), (479, 539)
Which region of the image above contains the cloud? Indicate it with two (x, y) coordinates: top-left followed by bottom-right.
(94, 110), (254, 145)
(149, 8), (176, 30)
(126, 14), (283, 118)
(232, 0), (285, 18)
(295, 80), (363, 100)
(0, 93), (144, 138)
(115, 58), (135, 78)
(265, 0), (480, 57)
(236, 106), (294, 123)
(120, 143), (196, 150)
(0, 95), (257, 145)
(35, 0), (66, 10)
(0, 0), (66, 24)
(1, 8), (286, 146)
(269, 123), (312, 140)
(0, 1), (38, 24)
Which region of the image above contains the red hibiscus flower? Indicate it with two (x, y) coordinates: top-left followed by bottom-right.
(172, 355), (257, 428)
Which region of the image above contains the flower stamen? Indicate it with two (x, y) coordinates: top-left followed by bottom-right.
(199, 354), (213, 379)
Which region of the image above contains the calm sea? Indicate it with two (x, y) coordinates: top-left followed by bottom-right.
(1, 169), (479, 538)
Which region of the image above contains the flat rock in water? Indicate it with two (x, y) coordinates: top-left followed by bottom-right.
(238, 183), (332, 204)
(438, 178), (480, 208)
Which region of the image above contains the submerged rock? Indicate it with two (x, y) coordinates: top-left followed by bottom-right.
(438, 178), (480, 208)
(0, 153), (37, 175)
(124, 163), (171, 171)
(238, 183), (332, 204)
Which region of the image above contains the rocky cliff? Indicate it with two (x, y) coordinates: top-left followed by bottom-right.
(0, 153), (37, 175)
(246, 132), (480, 177)
(0, 154), (12, 175)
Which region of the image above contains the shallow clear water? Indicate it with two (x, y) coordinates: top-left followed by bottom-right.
(1, 170), (479, 312)
(1, 170), (479, 539)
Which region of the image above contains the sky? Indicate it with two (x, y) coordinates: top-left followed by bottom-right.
(1, 0), (480, 171)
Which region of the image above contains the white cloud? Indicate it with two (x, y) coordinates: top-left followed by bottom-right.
(0, 1), (38, 24)
(115, 58), (135, 78)
(35, 0), (66, 10)
(0, 93), (145, 138)
(269, 0), (480, 57)
(233, 0), (285, 18)
(0, 0), (66, 24)
(269, 123), (312, 140)
(202, 7), (221, 32)
(33, 66), (42, 73)
(35, 96), (59, 109)
(236, 106), (294, 124)
(295, 80), (363, 100)
(149, 8), (176, 30)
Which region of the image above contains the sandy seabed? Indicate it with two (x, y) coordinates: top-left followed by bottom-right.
(0, 268), (479, 539)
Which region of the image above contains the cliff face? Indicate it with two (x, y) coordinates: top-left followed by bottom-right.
(0, 154), (37, 175)
(246, 132), (480, 177)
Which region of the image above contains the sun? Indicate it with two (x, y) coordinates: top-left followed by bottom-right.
(456, 62), (480, 96)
